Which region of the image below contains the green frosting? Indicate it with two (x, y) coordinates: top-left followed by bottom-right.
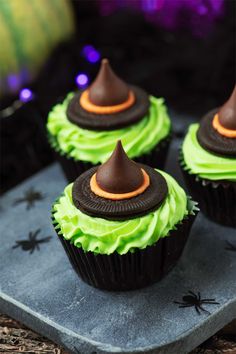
(182, 124), (236, 182)
(47, 94), (171, 164)
(53, 170), (189, 255)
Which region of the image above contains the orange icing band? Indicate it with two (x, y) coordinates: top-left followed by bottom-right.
(90, 169), (150, 200)
(212, 114), (236, 138)
(80, 90), (135, 114)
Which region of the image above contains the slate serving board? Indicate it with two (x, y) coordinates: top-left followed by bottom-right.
(0, 139), (235, 354)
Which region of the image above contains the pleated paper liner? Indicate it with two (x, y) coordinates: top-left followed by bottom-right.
(52, 198), (198, 291)
(48, 132), (172, 182)
(180, 155), (236, 228)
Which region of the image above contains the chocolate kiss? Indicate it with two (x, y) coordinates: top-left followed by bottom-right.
(96, 141), (144, 194)
(218, 86), (236, 130)
(88, 59), (129, 106)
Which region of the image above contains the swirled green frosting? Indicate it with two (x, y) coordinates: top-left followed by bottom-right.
(47, 94), (171, 164)
(53, 170), (188, 255)
(182, 124), (236, 182)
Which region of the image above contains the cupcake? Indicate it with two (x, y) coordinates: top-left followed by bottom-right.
(52, 141), (197, 291)
(180, 86), (236, 227)
(47, 59), (171, 182)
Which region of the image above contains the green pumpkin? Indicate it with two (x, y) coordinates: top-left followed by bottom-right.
(0, 0), (75, 98)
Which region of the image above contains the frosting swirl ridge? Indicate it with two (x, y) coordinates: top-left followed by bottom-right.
(47, 94), (171, 164)
(53, 170), (188, 255)
(182, 124), (236, 181)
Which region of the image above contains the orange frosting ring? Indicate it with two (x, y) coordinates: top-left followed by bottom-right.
(80, 90), (135, 114)
(90, 169), (150, 200)
(212, 114), (236, 138)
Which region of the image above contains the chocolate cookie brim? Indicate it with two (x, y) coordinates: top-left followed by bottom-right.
(66, 85), (150, 131)
(72, 164), (168, 220)
(197, 109), (236, 157)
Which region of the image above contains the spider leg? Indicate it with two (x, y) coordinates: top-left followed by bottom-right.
(178, 304), (193, 308)
(201, 298), (216, 302)
(30, 233), (39, 241)
(30, 246), (35, 254)
(225, 241), (236, 251)
(30, 233), (36, 240)
(198, 305), (210, 315)
(198, 292), (201, 301)
(32, 229), (41, 239)
(225, 241), (233, 248)
(36, 244), (40, 251)
(12, 243), (20, 249)
(194, 305), (201, 315)
(38, 236), (52, 244)
(13, 198), (24, 206)
(201, 300), (219, 304)
(188, 291), (197, 298)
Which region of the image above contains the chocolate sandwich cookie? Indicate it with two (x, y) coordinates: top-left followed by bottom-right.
(197, 111), (236, 157)
(197, 87), (236, 157)
(72, 141), (168, 220)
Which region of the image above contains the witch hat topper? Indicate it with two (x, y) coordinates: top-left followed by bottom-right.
(96, 140), (145, 194)
(90, 140), (151, 199)
(197, 85), (236, 156)
(88, 58), (130, 106)
(212, 85), (236, 139)
(80, 58), (135, 113)
(218, 86), (236, 130)
(67, 59), (150, 130)
(72, 140), (168, 219)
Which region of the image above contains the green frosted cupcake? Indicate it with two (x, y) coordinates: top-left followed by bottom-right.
(52, 141), (197, 291)
(180, 87), (236, 227)
(47, 59), (171, 181)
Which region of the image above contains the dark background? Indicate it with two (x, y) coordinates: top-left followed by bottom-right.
(1, 0), (235, 193)
(72, 0), (235, 115)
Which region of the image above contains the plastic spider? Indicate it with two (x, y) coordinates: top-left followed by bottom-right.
(174, 291), (219, 315)
(12, 229), (51, 254)
(13, 187), (44, 210)
(225, 241), (236, 252)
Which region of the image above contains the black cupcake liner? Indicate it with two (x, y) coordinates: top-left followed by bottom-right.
(180, 157), (236, 228)
(52, 198), (197, 291)
(49, 133), (172, 182)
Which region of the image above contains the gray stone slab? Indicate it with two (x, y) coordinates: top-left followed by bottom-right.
(0, 142), (235, 354)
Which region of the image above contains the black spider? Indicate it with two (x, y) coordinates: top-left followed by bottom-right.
(13, 187), (44, 210)
(225, 241), (236, 252)
(174, 291), (219, 315)
(12, 229), (52, 254)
